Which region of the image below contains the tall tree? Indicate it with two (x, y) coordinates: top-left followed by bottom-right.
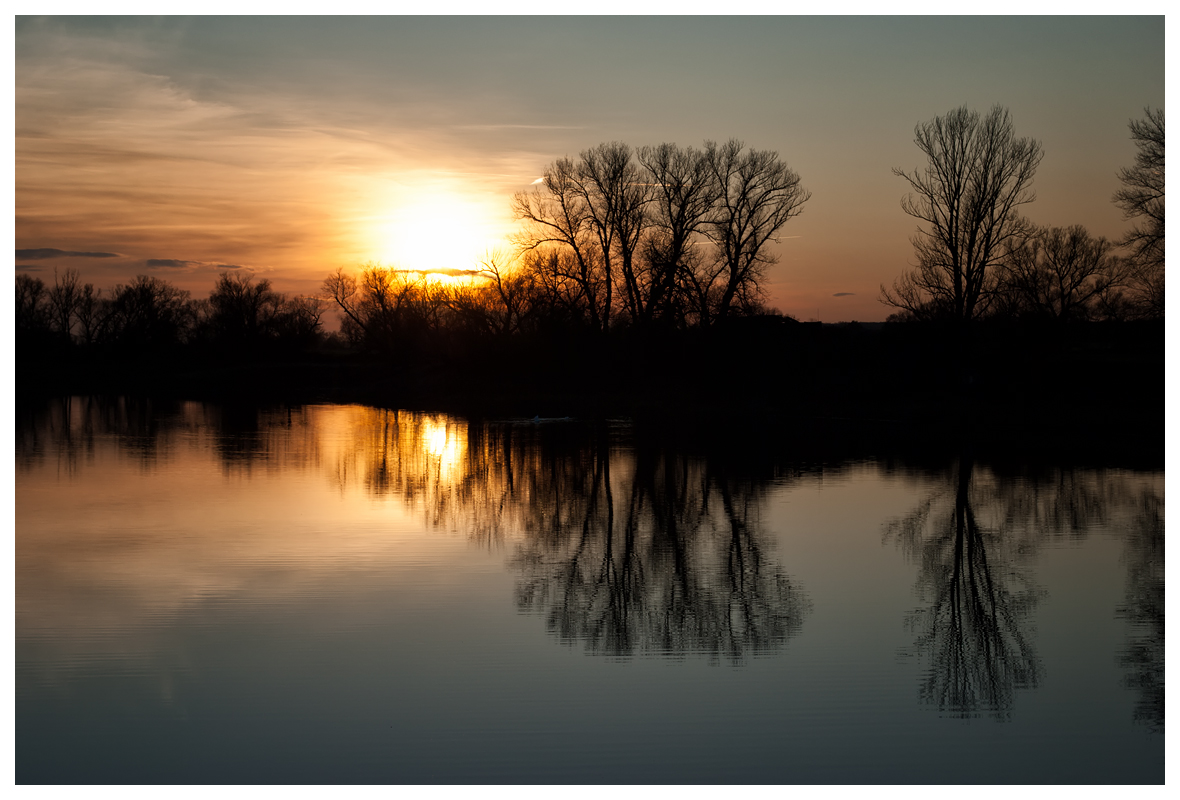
(705, 140), (811, 321)
(1113, 107), (1164, 318)
(575, 142), (651, 328)
(512, 158), (605, 331)
(638, 143), (721, 326)
(883, 106), (1043, 324)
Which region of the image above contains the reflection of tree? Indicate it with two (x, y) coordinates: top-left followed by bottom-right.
(886, 457), (1043, 718)
(1116, 487), (1164, 731)
(259, 409), (809, 660)
(16, 396), (174, 474)
(512, 440), (809, 661)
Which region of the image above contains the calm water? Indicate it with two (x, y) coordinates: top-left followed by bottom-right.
(15, 398), (1164, 783)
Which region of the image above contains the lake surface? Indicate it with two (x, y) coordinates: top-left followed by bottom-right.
(15, 397), (1164, 783)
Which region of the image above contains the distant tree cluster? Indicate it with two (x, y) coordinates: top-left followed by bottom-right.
(882, 105), (1164, 325)
(15, 270), (325, 361)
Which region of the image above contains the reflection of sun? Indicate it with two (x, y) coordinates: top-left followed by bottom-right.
(421, 416), (464, 481)
(374, 190), (506, 273)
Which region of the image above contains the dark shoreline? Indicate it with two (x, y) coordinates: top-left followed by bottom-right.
(17, 319), (1165, 470)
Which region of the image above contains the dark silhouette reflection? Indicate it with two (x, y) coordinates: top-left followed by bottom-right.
(338, 417), (810, 660)
(509, 440), (809, 660)
(15, 396), (317, 478)
(16, 395), (183, 473)
(1116, 487), (1164, 731)
(885, 456), (1043, 719)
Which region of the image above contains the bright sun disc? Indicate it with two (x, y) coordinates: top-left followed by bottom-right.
(375, 191), (505, 273)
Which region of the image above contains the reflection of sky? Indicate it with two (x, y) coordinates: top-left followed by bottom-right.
(15, 404), (1163, 782)
(14, 16), (1164, 321)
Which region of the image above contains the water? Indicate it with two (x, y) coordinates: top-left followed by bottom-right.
(15, 397), (1163, 783)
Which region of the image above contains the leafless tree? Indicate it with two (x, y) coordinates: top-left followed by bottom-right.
(576, 142), (652, 327)
(1113, 107), (1164, 318)
(320, 263), (427, 350)
(512, 158), (607, 331)
(883, 106), (1043, 324)
(75, 282), (115, 346)
(705, 140), (810, 321)
(638, 143), (721, 326)
(47, 268), (82, 340)
(15, 274), (50, 336)
(998, 225), (1131, 321)
(205, 271), (287, 344)
(106, 275), (196, 348)
(322, 266), (365, 340)
(471, 249), (534, 336)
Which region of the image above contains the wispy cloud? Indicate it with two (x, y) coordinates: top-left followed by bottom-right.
(146, 259), (249, 272)
(833, 292), (855, 297)
(16, 248), (119, 259)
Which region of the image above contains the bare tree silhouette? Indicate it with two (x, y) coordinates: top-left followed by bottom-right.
(637, 143), (720, 327)
(705, 139), (811, 321)
(512, 157), (609, 332)
(997, 225), (1132, 322)
(883, 106), (1043, 324)
(1113, 107), (1164, 318)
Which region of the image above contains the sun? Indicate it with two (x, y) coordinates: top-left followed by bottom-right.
(372, 189), (508, 274)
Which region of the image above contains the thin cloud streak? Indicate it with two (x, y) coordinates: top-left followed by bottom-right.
(16, 248), (119, 260)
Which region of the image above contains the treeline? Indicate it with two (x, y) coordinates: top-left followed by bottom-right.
(16, 270), (325, 360)
(13, 125), (1163, 429)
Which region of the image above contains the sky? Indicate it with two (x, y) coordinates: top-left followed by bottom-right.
(13, 14), (1167, 323)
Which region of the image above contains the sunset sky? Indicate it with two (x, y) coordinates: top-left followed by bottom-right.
(14, 15), (1165, 323)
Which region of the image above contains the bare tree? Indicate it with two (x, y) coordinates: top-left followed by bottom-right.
(512, 158), (606, 331)
(998, 225), (1131, 321)
(75, 282), (113, 346)
(15, 274), (50, 337)
(1113, 107), (1164, 318)
(883, 106), (1043, 324)
(472, 249), (534, 336)
(638, 143), (721, 326)
(107, 275), (195, 349)
(46, 268), (82, 341)
(320, 263), (427, 351)
(705, 139), (811, 321)
(575, 142), (652, 327)
(205, 271), (286, 345)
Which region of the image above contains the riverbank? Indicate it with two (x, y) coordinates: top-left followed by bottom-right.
(16, 319), (1164, 468)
